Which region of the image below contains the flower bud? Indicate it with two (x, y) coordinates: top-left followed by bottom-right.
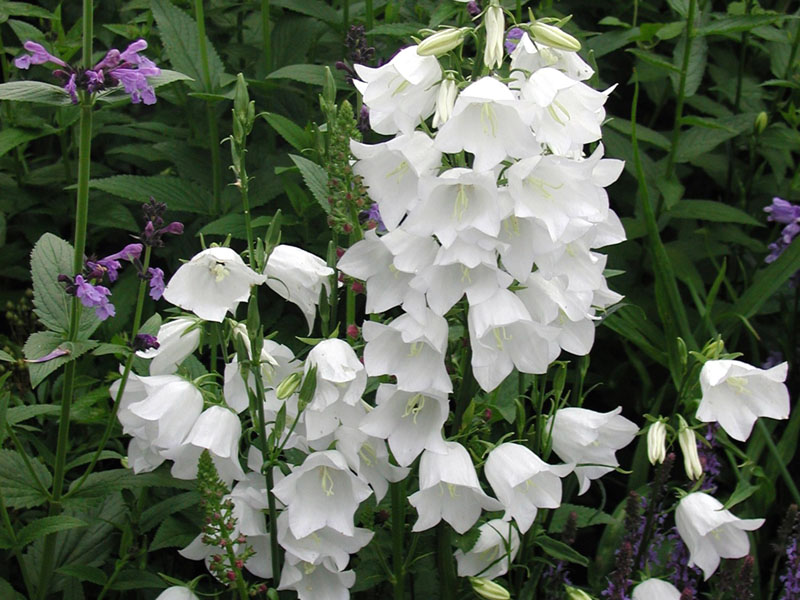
(483, 5), (505, 69)
(276, 372), (303, 400)
(701, 338), (725, 360)
(647, 420), (667, 465)
(677, 415), (702, 480)
(755, 111), (768, 134)
(417, 27), (468, 57)
(469, 577), (510, 600)
(564, 586), (596, 600)
(432, 77), (458, 128)
(529, 21), (581, 52)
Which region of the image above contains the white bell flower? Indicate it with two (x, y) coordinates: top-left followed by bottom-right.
(277, 511), (373, 572)
(335, 426), (409, 501)
(547, 406), (638, 494)
(155, 587), (199, 600)
(351, 132), (441, 231)
(271, 450), (373, 539)
(126, 437), (165, 473)
(264, 245), (333, 333)
(510, 32), (594, 83)
(697, 359), (789, 441)
(675, 492), (764, 579)
(305, 339), (366, 410)
(163, 247), (266, 322)
(363, 308), (452, 396)
(354, 45), (441, 135)
(126, 377), (203, 450)
(454, 519), (520, 579)
(136, 316), (201, 375)
(279, 556), (356, 600)
(435, 77), (538, 172)
(161, 405), (246, 485)
(359, 384), (450, 467)
(484, 442), (573, 533)
(631, 579), (681, 600)
(408, 442), (503, 534)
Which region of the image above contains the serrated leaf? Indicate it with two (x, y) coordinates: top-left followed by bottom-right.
(367, 23), (426, 36)
(63, 467), (193, 509)
(139, 491), (201, 533)
(667, 199), (761, 225)
(16, 516), (87, 547)
(267, 64), (347, 88)
(453, 527), (481, 553)
(0, 81), (71, 105)
(197, 213), (272, 239)
(0, 127), (54, 158)
(0, 2), (54, 20)
(151, 0), (226, 92)
(671, 33), (707, 98)
(627, 48), (681, 73)
(549, 503), (616, 533)
(56, 564), (107, 586)
(0, 448), (51, 508)
(108, 569), (168, 591)
(7, 404), (60, 425)
(23, 333), (98, 388)
(261, 112), (312, 152)
(675, 113), (755, 162)
(0, 349), (13, 361)
(288, 154), (330, 213)
(87, 175), (212, 214)
(150, 515), (197, 551)
(534, 534), (589, 566)
(30, 233), (101, 336)
(606, 118), (670, 150)
(272, 0), (340, 23)
(696, 14), (783, 36)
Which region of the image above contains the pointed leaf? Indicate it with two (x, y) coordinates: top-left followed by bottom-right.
(87, 175), (212, 214)
(16, 516), (87, 547)
(0, 81), (71, 105)
(288, 154), (330, 214)
(0, 448), (52, 508)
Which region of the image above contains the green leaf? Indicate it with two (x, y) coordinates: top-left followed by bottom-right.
(267, 64), (347, 88)
(722, 481), (760, 510)
(0, 127), (55, 158)
(64, 468), (192, 509)
(95, 69), (195, 103)
(534, 534), (589, 566)
(606, 118), (670, 150)
(271, 0), (340, 23)
(0, 448), (51, 509)
(30, 233), (101, 336)
(198, 213), (272, 239)
(87, 175), (212, 214)
(627, 48), (681, 73)
(675, 113), (755, 162)
(671, 34), (708, 98)
(150, 0), (226, 92)
(139, 491), (201, 533)
(0, 81), (71, 106)
(261, 112), (312, 152)
(288, 154), (330, 213)
(0, 349), (13, 362)
(56, 564), (107, 586)
(108, 569), (168, 591)
(16, 516), (87, 547)
(7, 403), (60, 425)
(489, 371), (519, 423)
(696, 14), (784, 36)
(667, 199), (762, 226)
(150, 515), (198, 551)
(367, 23), (426, 36)
(0, 2), (55, 20)
(549, 504), (616, 533)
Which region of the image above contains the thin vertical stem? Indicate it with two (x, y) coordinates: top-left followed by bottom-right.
(365, 0), (374, 33)
(757, 420), (800, 505)
(391, 480), (406, 599)
(261, 0), (272, 73)
(343, 0), (350, 35)
(0, 489), (35, 599)
(437, 524), (457, 600)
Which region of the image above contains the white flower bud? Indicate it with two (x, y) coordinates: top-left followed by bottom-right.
(565, 586), (596, 600)
(529, 21), (581, 52)
(417, 27), (468, 57)
(677, 416), (702, 480)
(432, 77), (458, 129)
(647, 420), (667, 465)
(469, 577), (510, 600)
(483, 5), (505, 69)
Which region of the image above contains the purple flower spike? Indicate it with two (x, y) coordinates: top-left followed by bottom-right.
(25, 347), (70, 363)
(148, 267), (165, 300)
(90, 243), (144, 282)
(64, 73), (78, 104)
(71, 274), (116, 320)
(133, 333), (160, 352)
(505, 27), (525, 53)
(113, 68), (158, 105)
(765, 197), (800, 225)
(93, 49), (121, 72)
(119, 39), (149, 64)
(14, 41), (67, 70)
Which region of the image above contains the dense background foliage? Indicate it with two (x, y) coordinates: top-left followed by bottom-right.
(0, 0), (798, 598)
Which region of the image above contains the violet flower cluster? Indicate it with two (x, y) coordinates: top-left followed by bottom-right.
(14, 39), (160, 105)
(765, 197), (800, 264)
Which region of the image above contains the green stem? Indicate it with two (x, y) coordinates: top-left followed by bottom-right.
(391, 480), (406, 599)
(0, 488), (35, 599)
(261, 0), (272, 73)
(757, 419), (800, 505)
(343, 0), (349, 34)
(264, 464), (281, 582)
(96, 556), (129, 600)
(663, 0), (697, 182)
(194, 0), (222, 212)
(67, 246), (152, 498)
(365, 0), (374, 34)
(436, 524), (457, 600)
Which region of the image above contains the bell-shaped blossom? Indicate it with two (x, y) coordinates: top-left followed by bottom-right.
(154, 587), (199, 600)
(126, 377), (204, 450)
(435, 77), (538, 171)
(363, 308), (452, 395)
(136, 316), (201, 375)
(279, 556), (356, 600)
(433, 76), (458, 128)
(631, 579), (681, 600)
(484, 443), (573, 533)
(510, 32), (593, 82)
(271, 450), (372, 539)
(359, 384), (450, 467)
(335, 426), (409, 501)
(163, 247), (266, 322)
(408, 442), (503, 534)
(454, 519), (520, 579)
(469, 288), (560, 392)
(354, 45), (441, 135)
(161, 405), (246, 485)
(305, 339), (366, 410)
(405, 168), (503, 248)
(675, 492), (764, 579)
(520, 67), (614, 156)
(277, 510), (373, 572)
(338, 229), (436, 314)
(304, 401), (367, 450)
(126, 437), (166, 473)
(697, 359), (789, 441)
(351, 132), (441, 230)
(548, 406), (638, 494)
(264, 245), (333, 332)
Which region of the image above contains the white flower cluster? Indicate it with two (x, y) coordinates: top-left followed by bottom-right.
(340, 30), (625, 393)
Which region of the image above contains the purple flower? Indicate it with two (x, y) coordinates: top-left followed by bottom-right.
(64, 73), (78, 104)
(148, 267), (165, 300)
(361, 202), (386, 233)
(780, 535), (800, 599)
(505, 27), (525, 53)
(112, 67), (158, 105)
(14, 41), (67, 70)
(132, 333), (160, 352)
(765, 197), (800, 225)
(72, 274), (115, 320)
(466, 1), (482, 17)
(86, 243), (143, 282)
